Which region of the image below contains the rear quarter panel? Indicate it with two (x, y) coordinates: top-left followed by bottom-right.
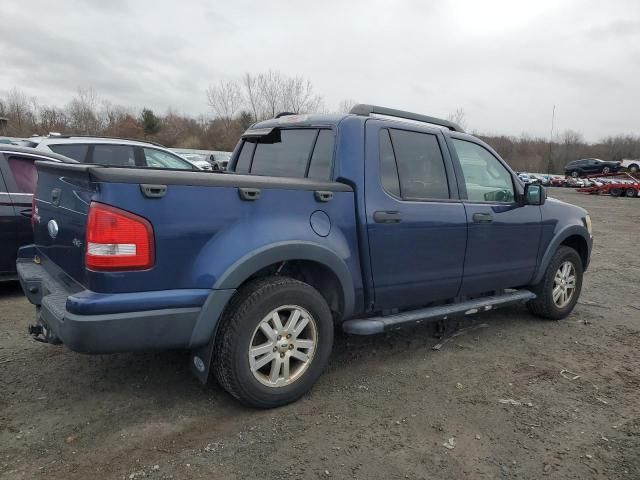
(87, 182), (363, 310)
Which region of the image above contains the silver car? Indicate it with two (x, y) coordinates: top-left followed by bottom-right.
(19, 135), (198, 170)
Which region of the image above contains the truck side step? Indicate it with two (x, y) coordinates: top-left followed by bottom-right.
(342, 290), (536, 335)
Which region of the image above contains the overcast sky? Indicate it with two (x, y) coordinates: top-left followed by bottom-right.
(1, 0), (638, 141)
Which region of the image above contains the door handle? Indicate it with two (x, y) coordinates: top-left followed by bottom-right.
(373, 211), (402, 223)
(314, 190), (333, 203)
(238, 187), (261, 201)
(472, 212), (493, 223)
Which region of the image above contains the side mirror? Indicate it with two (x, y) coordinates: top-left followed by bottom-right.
(524, 183), (545, 205)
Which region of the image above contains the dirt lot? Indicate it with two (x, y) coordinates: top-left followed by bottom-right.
(1, 188), (639, 480)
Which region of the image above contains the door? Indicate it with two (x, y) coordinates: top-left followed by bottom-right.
(365, 120), (467, 311)
(449, 138), (541, 295)
(0, 156), (21, 273)
(0, 155), (38, 270)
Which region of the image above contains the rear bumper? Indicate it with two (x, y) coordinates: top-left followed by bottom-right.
(17, 256), (233, 354)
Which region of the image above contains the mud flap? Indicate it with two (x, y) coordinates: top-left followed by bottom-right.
(189, 339), (215, 384)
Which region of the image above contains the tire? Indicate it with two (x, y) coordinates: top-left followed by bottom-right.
(527, 246), (583, 320)
(625, 188), (637, 198)
(213, 276), (333, 408)
(602, 166), (611, 174)
(610, 188), (622, 197)
(629, 164), (639, 173)
(570, 170), (580, 178)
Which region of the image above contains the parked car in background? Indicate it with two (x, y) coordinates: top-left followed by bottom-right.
(172, 149), (233, 170)
(536, 175), (551, 186)
(18, 135), (197, 170)
(0, 145), (73, 280)
(18, 105), (592, 408)
(518, 173), (531, 184)
(620, 158), (640, 174)
(549, 176), (566, 187)
(566, 177), (586, 188)
(564, 158), (621, 177)
(180, 153), (214, 171)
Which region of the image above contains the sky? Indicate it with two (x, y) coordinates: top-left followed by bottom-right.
(1, 0), (639, 141)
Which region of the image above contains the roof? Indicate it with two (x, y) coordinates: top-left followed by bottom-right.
(24, 135), (165, 148)
(252, 113), (349, 129)
(0, 144), (77, 162)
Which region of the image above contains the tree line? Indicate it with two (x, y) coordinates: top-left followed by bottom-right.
(1, 74), (638, 173)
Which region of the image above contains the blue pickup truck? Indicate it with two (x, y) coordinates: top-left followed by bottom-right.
(17, 105), (592, 408)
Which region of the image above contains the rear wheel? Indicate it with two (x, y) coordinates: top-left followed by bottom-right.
(602, 166), (611, 174)
(610, 188), (622, 197)
(625, 188), (637, 198)
(527, 246), (583, 320)
(214, 276), (333, 408)
(570, 170), (580, 178)
(629, 164), (639, 173)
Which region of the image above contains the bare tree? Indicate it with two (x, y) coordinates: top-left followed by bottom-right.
(337, 99), (358, 113)
(242, 73), (261, 122)
(5, 88), (34, 135)
(282, 77), (322, 114)
(67, 87), (101, 134)
(447, 108), (467, 130)
(258, 71), (287, 119)
(206, 80), (243, 123)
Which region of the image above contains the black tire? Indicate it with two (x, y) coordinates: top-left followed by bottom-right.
(610, 188), (622, 197)
(213, 276), (333, 408)
(570, 170), (580, 178)
(527, 246), (583, 320)
(625, 188), (637, 198)
(629, 164), (639, 173)
(602, 166), (611, 174)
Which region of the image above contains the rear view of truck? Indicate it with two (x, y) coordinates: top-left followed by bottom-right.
(18, 120), (358, 407)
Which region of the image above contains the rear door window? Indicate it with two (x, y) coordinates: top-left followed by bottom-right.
(91, 144), (136, 166)
(387, 128), (450, 200)
(379, 129), (401, 197)
(48, 144), (88, 162)
(7, 157), (37, 193)
(143, 148), (194, 169)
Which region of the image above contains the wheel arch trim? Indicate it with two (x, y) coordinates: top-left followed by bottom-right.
(532, 226), (591, 285)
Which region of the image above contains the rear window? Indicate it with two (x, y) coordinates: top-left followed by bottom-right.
(48, 144), (88, 162)
(235, 128), (334, 179)
(8, 157), (37, 193)
(92, 144), (136, 166)
(143, 148), (194, 169)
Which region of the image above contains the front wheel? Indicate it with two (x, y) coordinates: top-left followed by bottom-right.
(629, 164), (639, 173)
(527, 246), (583, 320)
(570, 170), (580, 178)
(214, 276), (333, 408)
(602, 166), (611, 174)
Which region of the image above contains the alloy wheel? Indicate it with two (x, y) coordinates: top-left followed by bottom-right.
(248, 305), (318, 388)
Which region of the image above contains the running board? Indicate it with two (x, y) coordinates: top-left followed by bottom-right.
(342, 290), (536, 335)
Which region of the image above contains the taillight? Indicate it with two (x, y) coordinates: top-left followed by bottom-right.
(85, 202), (154, 271)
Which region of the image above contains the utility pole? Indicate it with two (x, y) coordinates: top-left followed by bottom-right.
(546, 105), (556, 175)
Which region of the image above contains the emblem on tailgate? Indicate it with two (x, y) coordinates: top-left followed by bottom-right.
(47, 219), (59, 239)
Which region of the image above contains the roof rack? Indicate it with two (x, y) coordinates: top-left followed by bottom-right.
(42, 133), (166, 148)
(349, 104), (464, 133)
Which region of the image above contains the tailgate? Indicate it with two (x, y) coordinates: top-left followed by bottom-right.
(33, 162), (95, 286)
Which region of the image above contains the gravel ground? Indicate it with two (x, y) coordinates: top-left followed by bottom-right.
(1, 188), (639, 480)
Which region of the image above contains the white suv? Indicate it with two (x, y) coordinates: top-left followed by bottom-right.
(620, 159), (640, 173)
(18, 135), (198, 170)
